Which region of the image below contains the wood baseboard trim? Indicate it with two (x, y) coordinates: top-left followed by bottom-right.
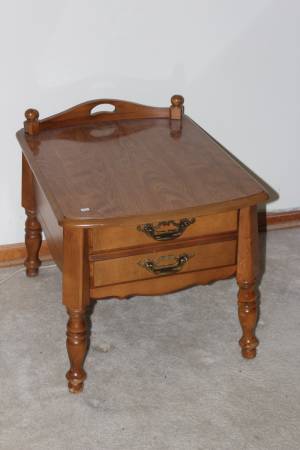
(0, 240), (51, 268)
(0, 210), (299, 267)
(258, 209), (300, 231)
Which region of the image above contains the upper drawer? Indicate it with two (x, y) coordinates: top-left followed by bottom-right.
(89, 210), (238, 253)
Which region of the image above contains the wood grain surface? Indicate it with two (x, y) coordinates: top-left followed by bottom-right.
(17, 116), (268, 225)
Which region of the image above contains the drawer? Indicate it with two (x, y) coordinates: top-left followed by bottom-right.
(91, 239), (237, 288)
(90, 211), (238, 253)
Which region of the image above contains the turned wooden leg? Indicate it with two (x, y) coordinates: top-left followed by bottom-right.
(66, 308), (88, 393)
(25, 209), (42, 277)
(236, 206), (259, 359)
(237, 280), (258, 358)
(63, 226), (90, 393)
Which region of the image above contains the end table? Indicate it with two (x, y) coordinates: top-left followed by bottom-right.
(16, 95), (269, 393)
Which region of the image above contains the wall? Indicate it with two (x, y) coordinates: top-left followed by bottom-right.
(0, 0), (299, 245)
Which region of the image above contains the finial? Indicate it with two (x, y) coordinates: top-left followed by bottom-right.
(25, 108), (39, 121)
(170, 94), (184, 120)
(171, 95), (184, 108)
(24, 108), (40, 135)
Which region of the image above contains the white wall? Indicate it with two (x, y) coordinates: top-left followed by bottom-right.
(1, 0), (299, 245)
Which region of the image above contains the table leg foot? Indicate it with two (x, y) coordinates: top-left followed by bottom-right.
(241, 348), (256, 359)
(66, 374), (85, 394)
(24, 209), (42, 277)
(66, 308), (88, 394)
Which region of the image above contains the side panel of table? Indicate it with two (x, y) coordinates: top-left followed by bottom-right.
(35, 180), (63, 269)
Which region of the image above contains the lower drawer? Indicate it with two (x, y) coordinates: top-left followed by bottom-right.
(91, 239), (237, 288)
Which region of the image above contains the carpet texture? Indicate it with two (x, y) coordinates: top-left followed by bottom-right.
(0, 229), (300, 450)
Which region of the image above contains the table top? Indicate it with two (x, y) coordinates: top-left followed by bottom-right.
(17, 116), (268, 225)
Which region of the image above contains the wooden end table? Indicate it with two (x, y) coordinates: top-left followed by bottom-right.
(16, 95), (269, 393)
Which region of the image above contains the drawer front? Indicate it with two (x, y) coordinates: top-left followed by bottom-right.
(90, 211), (238, 253)
(91, 240), (237, 288)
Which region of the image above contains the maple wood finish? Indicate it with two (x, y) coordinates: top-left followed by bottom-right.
(237, 206), (259, 358)
(90, 211), (238, 252)
(17, 95), (269, 393)
(22, 154), (42, 276)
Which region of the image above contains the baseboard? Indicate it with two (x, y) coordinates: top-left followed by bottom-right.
(258, 209), (300, 231)
(0, 241), (51, 268)
(0, 210), (299, 267)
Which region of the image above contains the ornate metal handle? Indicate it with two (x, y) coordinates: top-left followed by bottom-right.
(137, 218), (195, 241)
(138, 253), (193, 276)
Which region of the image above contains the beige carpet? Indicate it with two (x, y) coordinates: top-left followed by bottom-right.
(0, 229), (300, 450)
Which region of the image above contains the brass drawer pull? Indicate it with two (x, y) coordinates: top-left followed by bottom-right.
(137, 218), (195, 241)
(138, 253), (194, 276)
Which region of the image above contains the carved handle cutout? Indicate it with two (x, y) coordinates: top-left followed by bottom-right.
(90, 104), (116, 115)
